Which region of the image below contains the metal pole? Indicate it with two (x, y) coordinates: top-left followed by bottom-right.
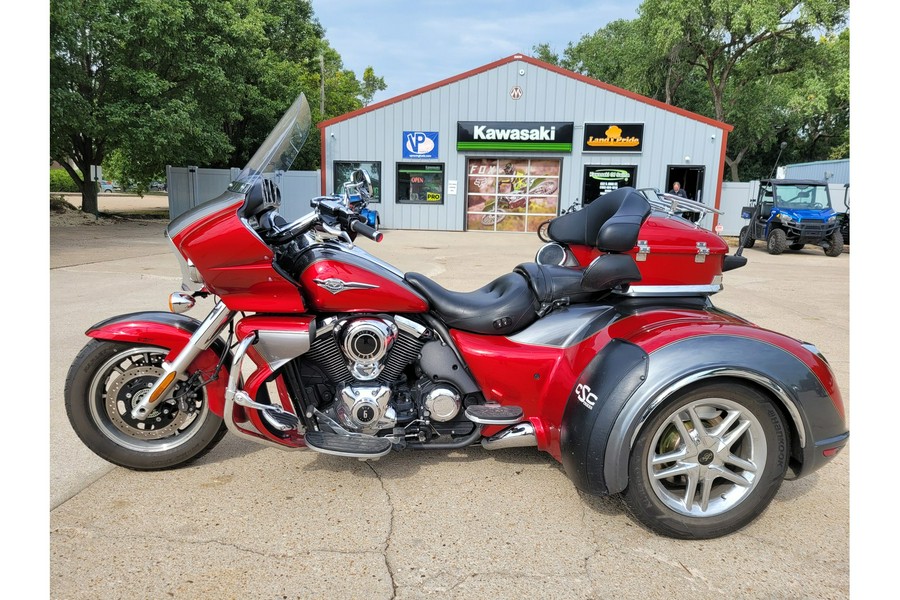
(319, 55), (325, 115)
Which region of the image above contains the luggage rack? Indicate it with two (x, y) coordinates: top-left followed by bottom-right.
(637, 188), (723, 219)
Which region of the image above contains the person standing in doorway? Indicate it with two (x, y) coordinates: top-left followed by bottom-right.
(669, 181), (687, 198)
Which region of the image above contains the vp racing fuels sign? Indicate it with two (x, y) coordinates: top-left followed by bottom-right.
(457, 121), (574, 152)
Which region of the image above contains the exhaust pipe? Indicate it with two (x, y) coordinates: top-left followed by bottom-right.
(481, 422), (536, 450)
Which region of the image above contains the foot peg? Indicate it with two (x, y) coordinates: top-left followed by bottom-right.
(304, 431), (393, 459)
(465, 404), (524, 425)
(233, 390), (300, 431)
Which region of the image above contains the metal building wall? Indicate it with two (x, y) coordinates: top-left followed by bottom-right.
(323, 57), (728, 231)
(783, 159), (850, 185)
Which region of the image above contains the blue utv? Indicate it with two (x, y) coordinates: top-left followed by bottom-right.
(739, 179), (844, 257)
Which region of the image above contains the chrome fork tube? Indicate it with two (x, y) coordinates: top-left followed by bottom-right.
(130, 301), (235, 420)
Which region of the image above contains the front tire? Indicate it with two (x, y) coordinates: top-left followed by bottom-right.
(739, 226), (754, 248)
(766, 229), (787, 255)
(824, 230), (844, 257)
(64, 340), (227, 470)
(621, 382), (788, 539)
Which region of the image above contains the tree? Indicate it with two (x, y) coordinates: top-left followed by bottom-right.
(534, 1), (849, 181)
(51, 0), (386, 214)
(638, 0), (849, 180)
(361, 66), (387, 106)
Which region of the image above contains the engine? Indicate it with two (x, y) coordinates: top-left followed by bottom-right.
(299, 315), (469, 436)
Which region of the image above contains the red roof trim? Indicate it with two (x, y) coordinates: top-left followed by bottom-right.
(318, 54), (733, 132)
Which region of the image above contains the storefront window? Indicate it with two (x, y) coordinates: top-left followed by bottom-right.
(582, 165), (638, 204)
(397, 163), (444, 204)
(334, 161), (381, 202)
(465, 158), (561, 232)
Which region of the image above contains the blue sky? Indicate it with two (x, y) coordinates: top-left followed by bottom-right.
(310, 1), (643, 104)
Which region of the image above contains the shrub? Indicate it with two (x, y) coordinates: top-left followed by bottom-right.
(50, 168), (80, 192)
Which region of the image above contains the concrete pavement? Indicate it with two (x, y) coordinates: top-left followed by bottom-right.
(50, 219), (849, 599)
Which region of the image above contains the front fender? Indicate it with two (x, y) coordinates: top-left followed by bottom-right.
(86, 311), (231, 416)
(601, 333), (848, 496)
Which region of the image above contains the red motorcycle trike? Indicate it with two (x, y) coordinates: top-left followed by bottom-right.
(65, 93), (847, 539)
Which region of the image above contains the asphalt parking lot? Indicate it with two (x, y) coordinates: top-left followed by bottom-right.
(49, 218), (850, 599)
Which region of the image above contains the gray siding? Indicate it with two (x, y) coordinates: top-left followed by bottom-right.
(784, 159), (850, 185)
(324, 58), (728, 231)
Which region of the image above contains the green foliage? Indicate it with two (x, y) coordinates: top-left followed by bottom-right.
(535, 0), (850, 181)
(50, 0), (385, 212)
(50, 168), (80, 192)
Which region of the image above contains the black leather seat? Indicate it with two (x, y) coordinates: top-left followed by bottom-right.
(548, 187), (651, 251)
(404, 272), (539, 336)
(514, 255), (642, 305)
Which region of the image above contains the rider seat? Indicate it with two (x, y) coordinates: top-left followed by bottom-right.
(404, 271), (539, 336)
(547, 187), (651, 251)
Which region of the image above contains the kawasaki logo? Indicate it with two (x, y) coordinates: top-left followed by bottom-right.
(474, 125), (556, 141)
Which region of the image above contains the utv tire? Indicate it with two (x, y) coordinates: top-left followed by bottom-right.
(65, 340), (227, 471)
(621, 382), (788, 539)
(739, 226), (754, 248)
(824, 230), (844, 257)
(766, 229), (787, 255)
(789, 243), (805, 251)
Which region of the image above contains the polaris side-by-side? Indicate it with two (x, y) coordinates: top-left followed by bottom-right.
(740, 179), (844, 256)
(65, 93), (848, 539)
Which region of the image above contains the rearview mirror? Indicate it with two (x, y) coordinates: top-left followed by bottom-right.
(351, 169), (373, 196)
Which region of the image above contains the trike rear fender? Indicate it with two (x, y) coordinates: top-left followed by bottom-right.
(601, 333), (847, 496)
(85, 311), (231, 416)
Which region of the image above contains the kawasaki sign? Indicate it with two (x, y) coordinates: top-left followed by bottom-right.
(457, 121), (574, 152)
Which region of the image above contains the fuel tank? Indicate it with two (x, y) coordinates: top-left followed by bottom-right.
(292, 242), (429, 314)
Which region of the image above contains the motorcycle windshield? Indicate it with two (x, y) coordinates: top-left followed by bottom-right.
(229, 93), (312, 192)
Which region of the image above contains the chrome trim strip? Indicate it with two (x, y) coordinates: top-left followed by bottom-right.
(617, 283), (723, 297)
(628, 367), (806, 449)
(131, 302), (234, 420)
(394, 315), (428, 338)
(313, 278), (379, 294)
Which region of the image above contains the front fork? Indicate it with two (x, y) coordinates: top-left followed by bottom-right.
(130, 301), (235, 420)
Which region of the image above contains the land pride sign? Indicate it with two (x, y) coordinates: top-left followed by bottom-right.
(457, 121), (574, 152)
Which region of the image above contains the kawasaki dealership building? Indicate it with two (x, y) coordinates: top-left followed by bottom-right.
(319, 54), (733, 233)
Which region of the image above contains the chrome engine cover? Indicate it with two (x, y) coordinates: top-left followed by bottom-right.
(423, 387), (461, 422)
(341, 318), (398, 381)
(337, 385), (395, 433)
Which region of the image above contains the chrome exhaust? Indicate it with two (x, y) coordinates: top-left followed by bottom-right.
(481, 422), (537, 450)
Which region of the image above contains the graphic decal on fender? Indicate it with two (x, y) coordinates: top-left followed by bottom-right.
(575, 383), (598, 410)
(313, 278), (379, 295)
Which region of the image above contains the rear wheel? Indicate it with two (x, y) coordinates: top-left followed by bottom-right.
(766, 229), (787, 255)
(621, 382), (788, 539)
(824, 230), (844, 257)
(739, 226), (754, 248)
(65, 340), (227, 470)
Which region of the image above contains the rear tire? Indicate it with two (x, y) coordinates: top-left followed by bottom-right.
(824, 230), (844, 257)
(621, 382), (788, 539)
(766, 229), (787, 255)
(64, 340), (227, 470)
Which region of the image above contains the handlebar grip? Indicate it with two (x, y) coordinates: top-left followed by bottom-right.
(350, 219), (383, 243)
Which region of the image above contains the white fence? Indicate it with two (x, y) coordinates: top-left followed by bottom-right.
(166, 166), (320, 220)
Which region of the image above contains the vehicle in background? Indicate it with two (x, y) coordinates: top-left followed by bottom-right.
(739, 179), (843, 256)
(98, 180), (115, 193)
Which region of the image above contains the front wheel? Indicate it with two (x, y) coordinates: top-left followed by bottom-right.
(824, 230), (844, 257)
(766, 229), (787, 255)
(621, 382), (788, 539)
(64, 340), (227, 470)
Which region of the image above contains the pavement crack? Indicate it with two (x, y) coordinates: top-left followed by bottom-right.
(366, 461), (398, 599)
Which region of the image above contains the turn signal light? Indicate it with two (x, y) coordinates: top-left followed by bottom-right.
(168, 292), (196, 314)
(823, 447), (843, 457)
